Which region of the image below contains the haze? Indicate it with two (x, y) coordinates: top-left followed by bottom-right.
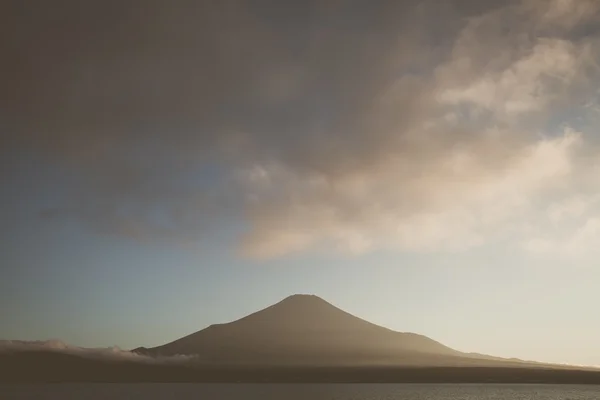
(2, 0), (600, 367)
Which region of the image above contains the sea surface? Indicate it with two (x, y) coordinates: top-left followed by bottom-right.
(2, 383), (600, 399)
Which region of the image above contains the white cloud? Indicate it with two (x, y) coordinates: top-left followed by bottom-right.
(234, 0), (600, 259)
(438, 38), (581, 117)
(239, 127), (584, 258)
(547, 195), (600, 224)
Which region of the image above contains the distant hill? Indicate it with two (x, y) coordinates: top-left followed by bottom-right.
(131, 294), (539, 367)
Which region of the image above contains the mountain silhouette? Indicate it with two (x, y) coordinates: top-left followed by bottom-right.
(133, 294), (515, 366)
(5, 294), (600, 382)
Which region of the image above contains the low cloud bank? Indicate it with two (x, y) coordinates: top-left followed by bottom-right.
(0, 340), (195, 364)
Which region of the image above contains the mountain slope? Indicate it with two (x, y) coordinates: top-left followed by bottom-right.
(134, 294), (499, 366)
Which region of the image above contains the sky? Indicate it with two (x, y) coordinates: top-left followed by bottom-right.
(1, 0), (600, 366)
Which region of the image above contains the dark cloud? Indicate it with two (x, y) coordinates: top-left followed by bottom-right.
(1, 0), (496, 161)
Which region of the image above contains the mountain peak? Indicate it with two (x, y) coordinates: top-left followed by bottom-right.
(285, 293), (319, 299)
(141, 294), (461, 363)
(279, 293), (327, 304)
(267, 294), (343, 316)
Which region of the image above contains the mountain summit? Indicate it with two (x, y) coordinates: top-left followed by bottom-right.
(133, 294), (477, 366)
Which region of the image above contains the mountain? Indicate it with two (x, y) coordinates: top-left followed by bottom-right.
(132, 294), (525, 367)
(4, 294), (600, 383)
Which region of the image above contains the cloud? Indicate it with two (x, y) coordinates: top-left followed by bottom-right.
(238, 127), (584, 258)
(0, 340), (193, 364)
(528, 0), (600, 30)
(523, 217), (600, 259)
(547, 194), (600, 224)
(521, 190), (600, 259)
(3, 0), (600, 259)
(438, 38), (582, 116)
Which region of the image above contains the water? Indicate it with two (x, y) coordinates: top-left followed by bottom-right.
(2, 384), (600, 399)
